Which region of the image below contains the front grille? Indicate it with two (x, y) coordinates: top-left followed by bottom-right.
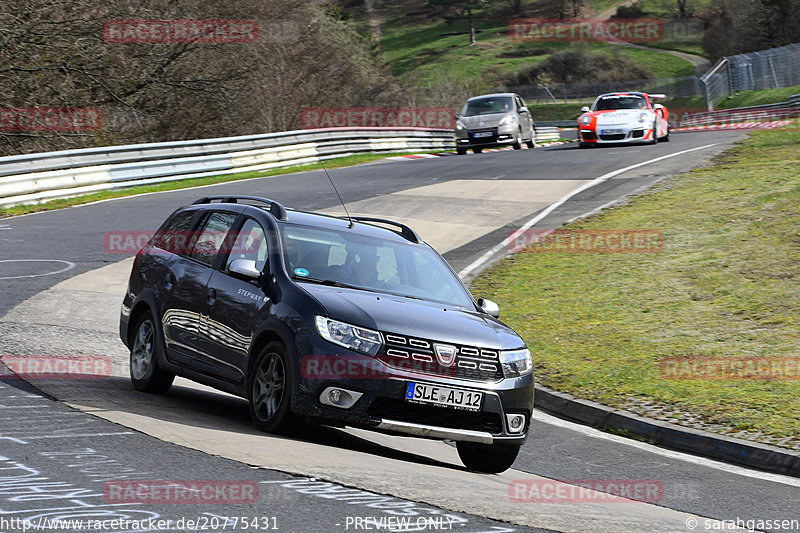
(377, 331), (503, 382)
(368, 397), (503, 434)
(600, 133), (627, 141)
(631, 129), (644, 138)
(580, 130), (596, 140)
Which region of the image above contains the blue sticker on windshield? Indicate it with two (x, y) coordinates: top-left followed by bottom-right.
(294, 268), (309, 277)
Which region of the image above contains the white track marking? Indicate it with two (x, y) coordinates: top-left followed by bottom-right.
(458, 143), (719, 278)
(534, 408), (800, 487)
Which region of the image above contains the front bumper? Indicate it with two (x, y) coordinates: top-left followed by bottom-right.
(455, 124), (518, 149)
(293, 332), (534, 445)
(579, 125), (653, 144)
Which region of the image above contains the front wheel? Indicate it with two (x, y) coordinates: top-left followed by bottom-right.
(650, 122), (659, 144)
(473, 147), (483, 154)
(130, 311), (174, 393)
(248, 342), (299, 435)
(456, 147), (467, 155)
(525, 126), (536, 149)
(456, 441), (521, 474)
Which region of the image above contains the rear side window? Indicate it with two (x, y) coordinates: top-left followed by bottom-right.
(187, 212), (237, 267)
(153, 211), (195, 254)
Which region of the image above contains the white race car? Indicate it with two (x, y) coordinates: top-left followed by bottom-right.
(577, 92), (670, 147)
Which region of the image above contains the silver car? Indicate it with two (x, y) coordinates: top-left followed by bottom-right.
(454, 93), (535, 154)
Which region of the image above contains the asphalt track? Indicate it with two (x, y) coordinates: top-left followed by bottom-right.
(1, 131), (798, 532)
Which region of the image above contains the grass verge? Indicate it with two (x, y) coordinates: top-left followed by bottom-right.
(0, 152), (428, 219)
(470, 127), (800, 442)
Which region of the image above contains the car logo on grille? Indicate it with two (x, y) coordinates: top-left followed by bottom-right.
(433, 344), (457, 367)
(479, 121), (485, 126)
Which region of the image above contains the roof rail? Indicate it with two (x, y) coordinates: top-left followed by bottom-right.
(193, 196), (288, 221)
(350, 216), (421, 243)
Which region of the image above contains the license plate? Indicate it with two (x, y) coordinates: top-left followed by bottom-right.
(472, 131), (493, 138)
(601, 129), (624, 135)
(405, 382), (482, 411)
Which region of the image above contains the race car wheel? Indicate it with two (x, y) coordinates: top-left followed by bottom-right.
(662, 126), (670, 142)
(650, 121), (658, 145)
(512, 130), (522, 150)
(456, 147), (467, 155)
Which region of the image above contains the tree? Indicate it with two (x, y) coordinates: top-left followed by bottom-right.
(428, 0), (488, 44)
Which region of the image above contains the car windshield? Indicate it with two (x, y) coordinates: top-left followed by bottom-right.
(594, 95), (647, 111)
(281, 223), (475, 308)
(462, 96), (514, 117)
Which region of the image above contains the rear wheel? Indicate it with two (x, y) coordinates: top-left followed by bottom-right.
(650, 121), (659, 144)
(248, 342), (299, 435)
(456, 441), (521, 474)
(130, 311), (174, 393)
(473, 147), (483, 154)
(456, 147), (467, 155)
(662, 125), (670, 142)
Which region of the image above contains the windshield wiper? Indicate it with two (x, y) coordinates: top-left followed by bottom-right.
(291, 276), (375, 292)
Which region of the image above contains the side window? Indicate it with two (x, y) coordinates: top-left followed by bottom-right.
(226, 219), (268, 272)
(153, 211), (195, 255)
(187, 212), (237, 267)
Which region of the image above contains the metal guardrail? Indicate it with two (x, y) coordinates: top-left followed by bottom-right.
(0, 128), (454, 208)
(0, 125), (564, 208)
(677, 95), (800, 127)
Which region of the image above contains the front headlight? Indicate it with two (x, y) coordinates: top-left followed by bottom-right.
(455, 121), (465, 131)
(500, 348), (532, 377)
(580, 115), (591, 125)
(638, 112), (648, 123)
(315, 316), (382, 356)
(499, 114), (516, 126)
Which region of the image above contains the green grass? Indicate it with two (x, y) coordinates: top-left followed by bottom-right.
(0, 152), (430, 219)
(379, 12), (696, 92)
(470, 127), (800, 440)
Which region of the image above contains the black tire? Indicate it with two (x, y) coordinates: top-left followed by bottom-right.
(130, 311), (175, 393)
(456, 441), (521, 474)
(650, 121), (659, 144)
(525, 126), (535, 148)
(579, 142), (591, 149)
(473, 147), (482, 154)
(662, 125), (670, 142)
(456, 147), (467, 155)
(248, 342), (299, 435)
(512, 129), (522, 150)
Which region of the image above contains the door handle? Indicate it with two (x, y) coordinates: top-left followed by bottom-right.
(206, 288), (216, 305)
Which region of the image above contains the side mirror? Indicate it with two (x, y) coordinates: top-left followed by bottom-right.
(477, 297), (500, 318)
(229, 258), (261, 282)
(581, 106), (590, 113)
(518, 107), (528, 113)
(653, 104), (664, 110)
(454, 114), (460, 120)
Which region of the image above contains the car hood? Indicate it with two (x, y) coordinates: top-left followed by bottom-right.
(302, 284), (524, 350)
(593, 109), (653, 126)
(458, 113), (509, 129)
